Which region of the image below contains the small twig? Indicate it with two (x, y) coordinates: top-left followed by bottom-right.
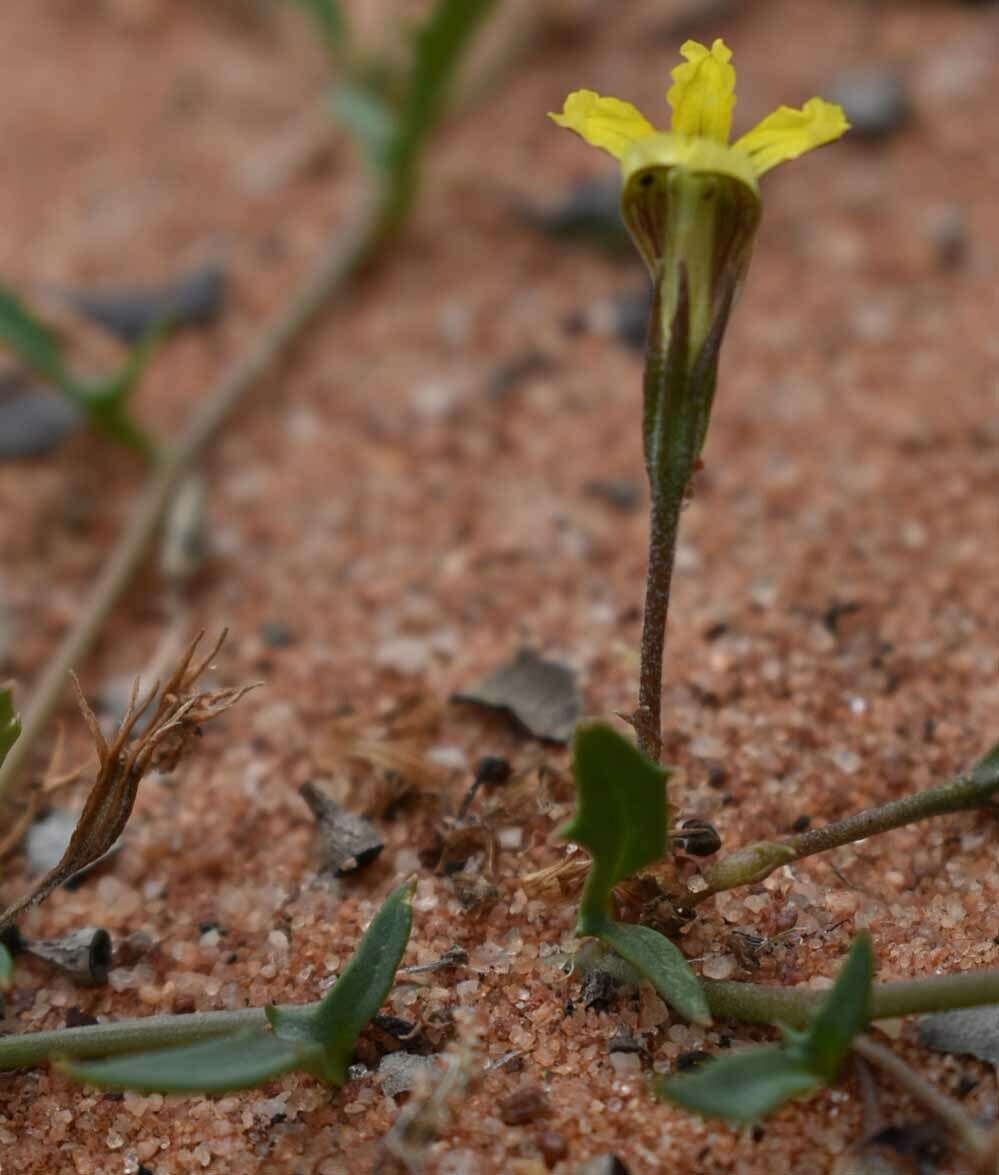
(689, 741), (999, 906)
(704, 967), (999, 1029)
(0, 198), (380, 807)
(852, 1034), (996, 1171)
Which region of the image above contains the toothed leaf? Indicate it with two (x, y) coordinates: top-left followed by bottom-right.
(562, 722), (670, 927)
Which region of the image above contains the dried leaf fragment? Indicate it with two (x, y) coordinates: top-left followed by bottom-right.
(299, 780), (384, 875)
(0, 630), (254, 931)
(452, 648), (582, 743)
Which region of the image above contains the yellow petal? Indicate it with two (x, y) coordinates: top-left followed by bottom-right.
(549, 90), (656, 161)
(667, 38), (736, 144)
(734, 97), (850, 176)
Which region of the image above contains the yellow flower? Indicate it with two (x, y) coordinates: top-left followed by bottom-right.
(548, 40), (848, 492)
(550, 38), (848, 190)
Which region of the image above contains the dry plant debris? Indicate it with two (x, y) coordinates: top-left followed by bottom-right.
(0, 630), (255, 931)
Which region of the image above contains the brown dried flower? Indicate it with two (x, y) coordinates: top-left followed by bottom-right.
(0, 630), (256, 931)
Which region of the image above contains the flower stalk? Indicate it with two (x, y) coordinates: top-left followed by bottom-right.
(550, 39), (847, 760)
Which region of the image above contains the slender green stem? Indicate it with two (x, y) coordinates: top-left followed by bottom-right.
(691, 742), (999, 905)
(0, 1006), (274, 1070)
(704, 966), (999, 1029)
(852, 1034), (996, 1169)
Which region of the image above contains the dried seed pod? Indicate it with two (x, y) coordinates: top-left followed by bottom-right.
(0, 631), (255, 931)
(672, 818), (722, 857)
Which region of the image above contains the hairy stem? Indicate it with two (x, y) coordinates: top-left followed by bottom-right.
(635, 487), (685, 762)
(704, 966), (999, 1029)
(691, 741), (999, 905)
(0, 1007), (272, 1070)
(852, 1034), (996, 1169)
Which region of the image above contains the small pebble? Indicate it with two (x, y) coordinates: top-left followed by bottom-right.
(827, 67), (910, 139)
(499, 1084), (549, 1126)
(0, 388), (82, 459)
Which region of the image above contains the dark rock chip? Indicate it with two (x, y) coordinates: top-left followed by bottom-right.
(827, 67), (910, 139)
(0, 384), (81, 459)
(453, 649), (582, 744)
(64, 262), (227, 343)
(299, 780), (383, 875)
(919, 1005), (999, 1069)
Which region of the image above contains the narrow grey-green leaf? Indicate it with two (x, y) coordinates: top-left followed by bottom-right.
(0, 287), (73, 392)
(599, 920), (710, 1025)
(0, 689), (19, 767)
(561, 722), (670, 928)
(660, 1045), (820, 1123)
(290, 0), (347, 54)
(268, 881), (414, 1085)
(805, 933), (873, 1081)
(0, 944), (13, 991)
(329, 82), (399, 173)
(60, 1029), (316, 1093)
(394, 0), (497, 162)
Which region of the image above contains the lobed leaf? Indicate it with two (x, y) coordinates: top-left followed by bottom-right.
(599, 920), (709, 1025)
(562, 722), (670, 929)
(267, 881), (414, 1085)
(60, 1029), (315, 1094)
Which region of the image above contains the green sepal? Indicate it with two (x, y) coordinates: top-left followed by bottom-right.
(59, 1029), (316, 1094)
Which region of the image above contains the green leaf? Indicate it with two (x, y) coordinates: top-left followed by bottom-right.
(0, 689), (20, 768)
(0, 286), (76, 393)
(802, 932), (873, 1081)
(562, 722), (670, 930)
(660, 1045), (821, 1124)
(659, 934), (874, 1123)
(599, 921), (709, 1026)
(376, 0), (497, 232)
(0, 944), (13, 991)
(268, 881), (414, 1085)
(60, 1029), (316, 1093)
(0, 284), (155, 454)
(329, 82), (399, 173)
(290, 0), (347, 55)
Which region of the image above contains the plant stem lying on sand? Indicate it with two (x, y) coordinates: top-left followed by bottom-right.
(688, 741), (999, 906)
(6, 964), (999, 1073)
(704, 966), (999, 1029)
